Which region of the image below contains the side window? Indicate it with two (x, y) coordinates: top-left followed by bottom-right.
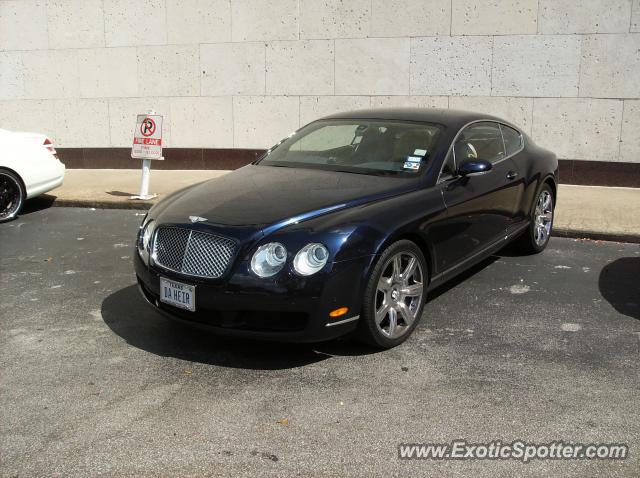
(454, 122), (505, 165)
(500, 124), (523, 156)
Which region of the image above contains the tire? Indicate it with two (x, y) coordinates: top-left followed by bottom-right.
(0, 169), (25, 223)
(356, 239), (428, 349)
(514, 183), (554, 255)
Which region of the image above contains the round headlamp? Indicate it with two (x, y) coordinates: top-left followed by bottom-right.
(250, 242), (287, 277)
(137, 219), (155, 264)
(293, 243), (329, 276)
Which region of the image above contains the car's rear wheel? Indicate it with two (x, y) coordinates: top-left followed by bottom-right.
(356, 240), (427, 349)
(0, 170), (25, 223)
(515, 183), (554, 254)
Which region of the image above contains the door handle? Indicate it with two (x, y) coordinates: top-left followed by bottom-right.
(506, 171), (518, 180)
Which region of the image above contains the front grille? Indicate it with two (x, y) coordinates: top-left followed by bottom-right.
(152, 226), (236, 279)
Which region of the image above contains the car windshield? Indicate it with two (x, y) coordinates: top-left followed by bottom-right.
(258, 119), (444, 177)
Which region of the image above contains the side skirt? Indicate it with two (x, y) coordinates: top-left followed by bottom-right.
(427, 222), (530, 292)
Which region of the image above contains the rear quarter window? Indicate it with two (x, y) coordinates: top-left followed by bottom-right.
(500, 124), (523, 156)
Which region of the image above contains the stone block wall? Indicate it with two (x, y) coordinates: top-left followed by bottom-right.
(0, 0), (638, 171)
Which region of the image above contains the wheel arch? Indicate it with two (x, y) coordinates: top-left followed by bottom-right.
(525, 173), (557, 217)
(543, 174), (557, 205)
(371, 231), (435, 287)
(0, 166), (27, 198)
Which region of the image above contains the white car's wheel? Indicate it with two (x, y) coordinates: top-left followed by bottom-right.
(0, 170), (25, 223)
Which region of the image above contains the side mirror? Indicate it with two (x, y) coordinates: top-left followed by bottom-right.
(458, 159), (492, 176)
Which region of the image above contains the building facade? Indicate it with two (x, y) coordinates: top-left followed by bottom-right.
(1, 0), (639, 184)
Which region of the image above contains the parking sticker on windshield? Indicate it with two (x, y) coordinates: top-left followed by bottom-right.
(413, 149), (427, 156)
(403, 161), (420, 171)
(407, 156), (422, 163)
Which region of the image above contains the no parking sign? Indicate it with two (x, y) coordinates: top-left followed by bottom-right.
(130, 112), (163, 200)
(132, 114), (163, 160)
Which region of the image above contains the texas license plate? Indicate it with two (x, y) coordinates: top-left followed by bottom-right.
(159, 277), (196, 312)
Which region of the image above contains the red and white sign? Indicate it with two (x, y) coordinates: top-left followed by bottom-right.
(132, 114), (163, 160)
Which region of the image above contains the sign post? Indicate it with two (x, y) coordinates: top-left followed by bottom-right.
(131, 111), (163, 200)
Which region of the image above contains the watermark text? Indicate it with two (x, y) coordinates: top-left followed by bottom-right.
(398, 440), (628, 463)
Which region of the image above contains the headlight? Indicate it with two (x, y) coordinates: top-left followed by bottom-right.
(137, 219), (155, 264)
(293, 243), (329, 276)
(250, 242), (287, 277)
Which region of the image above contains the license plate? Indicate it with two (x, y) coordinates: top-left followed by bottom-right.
(159, 277), (196, 312)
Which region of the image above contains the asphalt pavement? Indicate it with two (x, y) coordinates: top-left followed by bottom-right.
(1, 205), (639, 477)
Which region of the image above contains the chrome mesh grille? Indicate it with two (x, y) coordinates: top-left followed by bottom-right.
(153, 226), (236, 278)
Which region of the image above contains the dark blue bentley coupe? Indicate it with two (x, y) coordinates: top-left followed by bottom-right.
(134, 109), (557, 349)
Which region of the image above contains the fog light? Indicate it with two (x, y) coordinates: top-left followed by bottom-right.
(329, 307), (349, 318)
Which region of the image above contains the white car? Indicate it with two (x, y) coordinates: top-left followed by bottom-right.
(0, 129), (65, 222)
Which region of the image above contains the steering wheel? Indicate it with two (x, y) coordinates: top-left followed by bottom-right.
(466, 142), (478, 159)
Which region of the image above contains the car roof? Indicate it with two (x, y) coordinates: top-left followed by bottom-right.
(321, 108), (511, 131)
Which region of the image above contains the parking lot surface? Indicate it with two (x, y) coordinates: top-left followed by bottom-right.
(1, 205), (639, 477)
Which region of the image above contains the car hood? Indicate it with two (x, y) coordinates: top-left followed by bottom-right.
(153, 165), (419, 230)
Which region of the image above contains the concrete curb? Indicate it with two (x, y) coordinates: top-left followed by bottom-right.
(552, 228), (640, 244)
(47, 198), (640, 244)
(51, 198), (153, 210)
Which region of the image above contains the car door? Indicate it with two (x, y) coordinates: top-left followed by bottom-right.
(500, 123), (528, 232)
(433, 121), (521, 272)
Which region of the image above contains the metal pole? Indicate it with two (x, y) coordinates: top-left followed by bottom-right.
(140, 158), (151, 197)
(131, 157), (157, 200)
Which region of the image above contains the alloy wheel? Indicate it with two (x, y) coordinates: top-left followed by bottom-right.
(0, 173), (23, 221)
(375, 251), (424, 339)
(534, 190), (553, 246)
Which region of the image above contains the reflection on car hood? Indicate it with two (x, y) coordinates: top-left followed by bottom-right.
(154, 165), (419, 229)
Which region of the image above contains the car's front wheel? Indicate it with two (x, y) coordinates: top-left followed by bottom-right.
(356, 240), (427, 349)
(0, 169), (25, 223)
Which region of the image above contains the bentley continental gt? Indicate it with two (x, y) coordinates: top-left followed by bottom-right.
(134, 109), (557, 349)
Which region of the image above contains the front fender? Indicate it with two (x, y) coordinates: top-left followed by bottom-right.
(274, 186), (447, 282)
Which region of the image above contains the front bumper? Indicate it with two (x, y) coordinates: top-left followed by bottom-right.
(134, 250), (373, 342)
